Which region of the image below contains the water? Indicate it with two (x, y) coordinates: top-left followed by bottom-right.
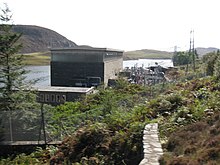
(25, 65), (50, 87)
(123, 59), (173, 68)
(27, 59), (173, 87)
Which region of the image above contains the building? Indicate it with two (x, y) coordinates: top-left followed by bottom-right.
(50, 47), (123, 87)
(36, 86), (95, 106)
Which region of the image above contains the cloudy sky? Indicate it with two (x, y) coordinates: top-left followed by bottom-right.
(2, 0), (220, 51)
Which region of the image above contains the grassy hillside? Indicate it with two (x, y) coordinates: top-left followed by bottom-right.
(196, 47), (219, 57)
(124, 49), (173, 60)
(159, 77), (220, 164)
(2, 73), (220, 164)
(23, 51), (51, 65)
(23, 49), (173, 65)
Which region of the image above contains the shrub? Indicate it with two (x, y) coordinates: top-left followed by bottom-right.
(50, 123), (112, 164)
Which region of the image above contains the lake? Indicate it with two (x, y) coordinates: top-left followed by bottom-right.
(26, 59), (173, 87)
(25, 65), (50, 87)
(123, 59), (173, 68)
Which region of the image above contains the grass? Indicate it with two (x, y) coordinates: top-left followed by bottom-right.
(23, 51), (51, 65)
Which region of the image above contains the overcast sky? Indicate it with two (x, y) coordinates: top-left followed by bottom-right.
(2, 0), (220, 51)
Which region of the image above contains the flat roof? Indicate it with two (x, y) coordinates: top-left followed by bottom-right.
(0, 141), (62, 146)
(36, 86), (94, 93)
(50, 46), (124, 53)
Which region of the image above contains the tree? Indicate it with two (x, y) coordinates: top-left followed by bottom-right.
(173, 51), (190, 66)
(214, 50), (220, 79)
(0, 4), (40, 141)
(202, 52), (218, 76)
(0, 4), (36, 111)
(195, 49), (199, 59)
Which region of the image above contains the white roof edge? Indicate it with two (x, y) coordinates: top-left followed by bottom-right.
(35, 86), (94, 93)
(50, 47), (124, 52)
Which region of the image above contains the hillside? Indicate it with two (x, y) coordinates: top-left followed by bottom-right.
(12, 25), (77, 53)
(3, 76), (220, 164)
(196, 47), (219, 57)
(124, 49), (173, 60)
(124, 47), (220, 60)
(11, 25), (219, 63)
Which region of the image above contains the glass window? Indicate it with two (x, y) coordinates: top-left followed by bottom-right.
(39, 94), (44, 102)
(51, 94), (55, 102)
(56, 95), (60, 103)
(61, 95), (66, 103)
(45, 94), (50, 102)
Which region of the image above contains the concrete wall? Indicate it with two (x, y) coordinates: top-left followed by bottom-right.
(104, 58), (123, 85)
(139, 123), (163, 165)
(37, 90), (87, 106)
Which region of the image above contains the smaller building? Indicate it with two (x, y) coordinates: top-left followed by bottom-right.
(50, 47), (123, 87)
(36, 86), (95, 106)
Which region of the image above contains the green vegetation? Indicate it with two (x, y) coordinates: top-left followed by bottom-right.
(173, 51), (190, 66)
(0, 3), (41, 150)
(214, 50), (220, 79)
(159, 77), (220, 164)
(0, 81), (159, 164)
(0, 5), (37, 111)
(160, 113), (220, 164)
(2, 46), (220, 164)
(46, 82), (153, 164)
(2, 4), (220, 165)
(23, 51), (51, 66)
(2, 57), (220, 164)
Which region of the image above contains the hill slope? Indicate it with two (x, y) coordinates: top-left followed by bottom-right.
(124, 49), (173, 60)
(12, 25), (77, 53)
(124, 47), (220, 60)
(196, 47), (219, 57)
(11, 25), (219, 61)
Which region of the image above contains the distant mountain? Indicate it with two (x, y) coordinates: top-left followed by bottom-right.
(124, 47), (220, 60)
(124, 49), (173, 60)
(195, 47), (219, 57)
(12, 25), (77, 53)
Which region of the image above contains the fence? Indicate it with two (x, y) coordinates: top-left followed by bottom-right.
(0, 104), (104, 144)
(0, 106), (56, 143)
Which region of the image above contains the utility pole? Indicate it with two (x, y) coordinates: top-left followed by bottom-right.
(38, 103), (47, 147)
(186, 32), (191, 75)
(173, 45), (180, 64)
(173, 45), (177, 60)
(192, 30), (196, 71)
(186, 30), (195, 73)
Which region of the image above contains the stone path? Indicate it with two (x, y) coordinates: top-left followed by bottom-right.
(139, 123), (163, 165)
